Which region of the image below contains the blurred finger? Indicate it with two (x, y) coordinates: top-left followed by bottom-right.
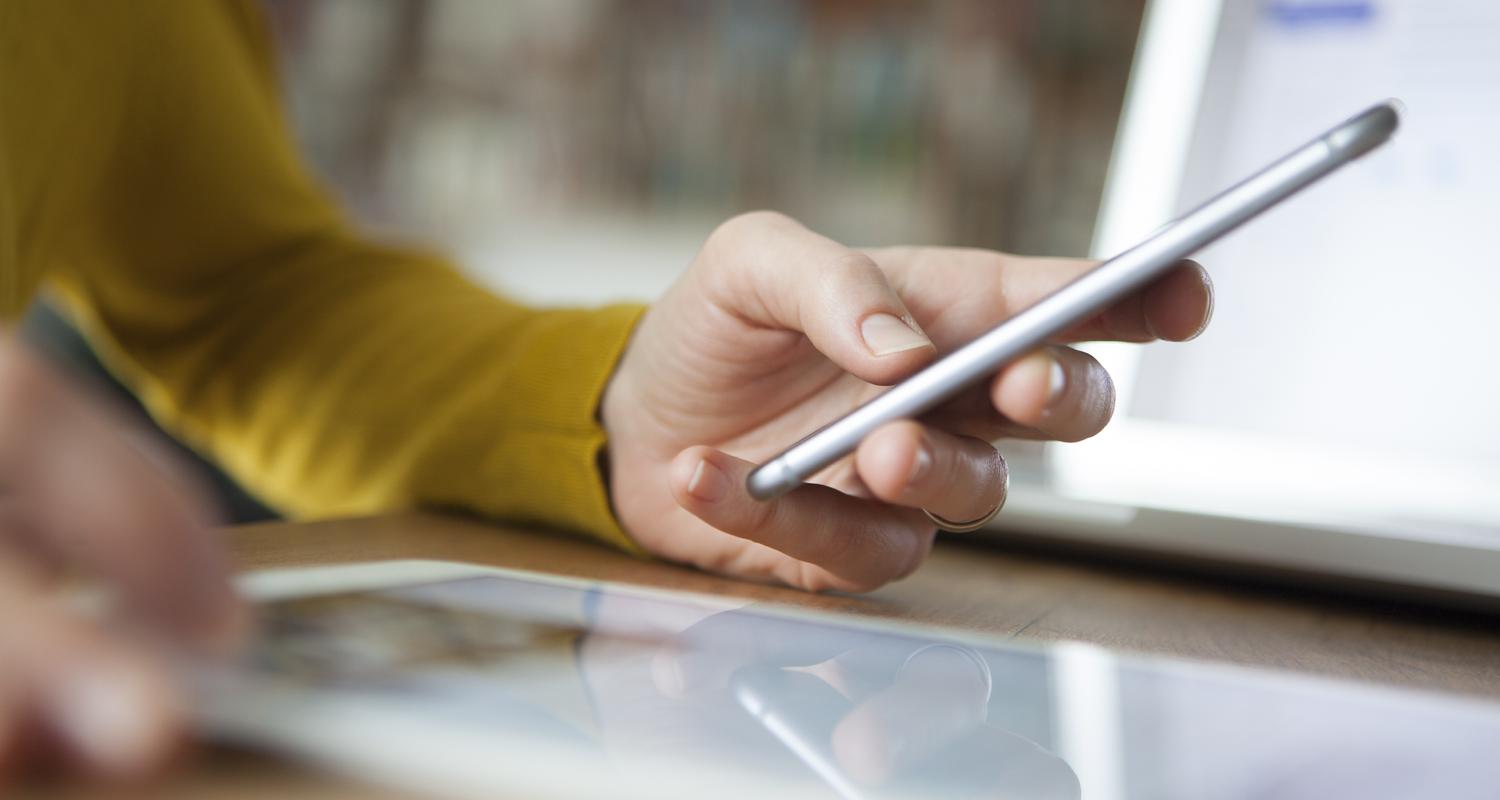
(871, 248), (1211, 347)
(0, 557), (183, 780)
(649, 597), (937, 701)
(0, 345), (245, 649)
(919, 726), (1083, 797)
(669, 446), (934, 593)
(990, 346), (1115, 443)
(832, 644), (992, 786)
(854, 422), (1007, 524)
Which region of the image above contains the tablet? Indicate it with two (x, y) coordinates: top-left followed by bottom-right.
(191, 561), (1500, 799)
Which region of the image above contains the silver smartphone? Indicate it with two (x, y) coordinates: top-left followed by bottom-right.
(747, 101), (1401, 500)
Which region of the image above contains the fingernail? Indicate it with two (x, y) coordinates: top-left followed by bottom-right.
(49, 667), (167, 776)
(860, 313), (931, 357)
(908, 440), (932, 485)
(686, 458), (730, 503)
(1186, 280), (1215, 341)
(1047, 359), (1066, 403)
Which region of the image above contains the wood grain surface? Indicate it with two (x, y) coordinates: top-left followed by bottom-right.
(227, 512), (1500, 698)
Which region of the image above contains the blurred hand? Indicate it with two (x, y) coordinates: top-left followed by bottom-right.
(603, 211), (1212, 591)
(0, 336), (243, 782)
(580, 595), (1080, 797)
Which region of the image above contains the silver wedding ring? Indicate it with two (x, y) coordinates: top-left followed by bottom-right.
(921, 459), (1008, 532)
(922, 501), (1002, 533)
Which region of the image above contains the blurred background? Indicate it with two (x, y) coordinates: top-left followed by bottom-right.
(264, 0), (1143, 303)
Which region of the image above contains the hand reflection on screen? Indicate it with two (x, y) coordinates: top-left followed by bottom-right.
(579, 594), (1080, 799)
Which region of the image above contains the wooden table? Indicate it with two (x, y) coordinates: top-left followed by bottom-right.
(33, 512), (1500, 797)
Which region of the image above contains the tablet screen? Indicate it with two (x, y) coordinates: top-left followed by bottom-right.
(208, 570), (1500, 800)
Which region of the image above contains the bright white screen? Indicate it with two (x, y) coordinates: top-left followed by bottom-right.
(1129, 0), (1500, 468)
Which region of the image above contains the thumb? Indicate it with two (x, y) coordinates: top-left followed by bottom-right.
(668, 445), (931, 592)
(701, 211), (935, 385)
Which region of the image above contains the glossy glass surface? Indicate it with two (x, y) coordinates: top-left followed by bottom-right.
(207, 573), (1500, 799)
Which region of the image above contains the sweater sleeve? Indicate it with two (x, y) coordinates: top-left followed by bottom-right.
(37, 1), (646, 550)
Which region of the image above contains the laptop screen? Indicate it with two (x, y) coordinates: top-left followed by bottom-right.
(1062, 0), (1500, 535)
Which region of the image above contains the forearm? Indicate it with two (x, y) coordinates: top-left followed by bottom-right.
(53, 234), (644, 549)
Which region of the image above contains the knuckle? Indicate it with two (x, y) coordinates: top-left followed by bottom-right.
(819, 250), (882, 286)
(706, 210), (789, 252)
(698, 211), (798, 297)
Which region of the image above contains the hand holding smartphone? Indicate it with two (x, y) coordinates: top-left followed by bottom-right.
(747, 101), (1400, 500)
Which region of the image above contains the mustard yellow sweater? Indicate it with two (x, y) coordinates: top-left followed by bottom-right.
(0, 2), (643, 550)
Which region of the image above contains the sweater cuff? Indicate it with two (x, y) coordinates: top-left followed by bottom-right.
(479, 302), (647, 554)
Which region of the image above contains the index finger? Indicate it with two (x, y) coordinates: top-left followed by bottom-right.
(872, 247), (1213, 346)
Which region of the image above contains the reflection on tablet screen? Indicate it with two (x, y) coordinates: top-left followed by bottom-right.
(204, 572), (1500, 800)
